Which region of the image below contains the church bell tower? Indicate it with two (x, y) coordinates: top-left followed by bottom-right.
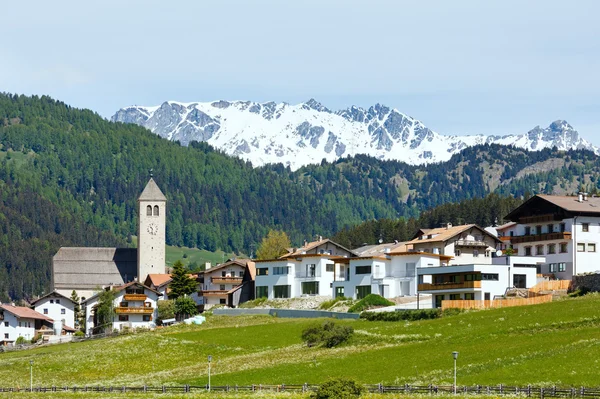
(137, 177), (167, 281)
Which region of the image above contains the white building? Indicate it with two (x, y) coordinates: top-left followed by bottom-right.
(504, 193), (600, 279)
(83, 281), (161, 335)
(417, 256), (541, 308)
(198, 259), (255, 309)
(31, 291), (77, 332)
(0, 305), (53, 346)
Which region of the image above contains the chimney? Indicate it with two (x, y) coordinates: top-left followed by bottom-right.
(394, 240), (399, 244)
(384, 247), (391, 254)
(304, 240), (308, 247)
(446, 223), (453, 230)
(578, 192), (584, 203)
(205, 262), (211, 270)
(583, 192), (588, 201)
(318, 235), (323, 242)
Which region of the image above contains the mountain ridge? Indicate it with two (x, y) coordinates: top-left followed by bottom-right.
(112, 99), (598, 170)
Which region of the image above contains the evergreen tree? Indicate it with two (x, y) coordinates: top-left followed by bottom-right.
(70, 290), (82, 330)
(95, 288), (115, 334)
(168, 260), (197, 300)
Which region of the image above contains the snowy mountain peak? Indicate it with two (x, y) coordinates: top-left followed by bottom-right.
(111, 100), (598, 170)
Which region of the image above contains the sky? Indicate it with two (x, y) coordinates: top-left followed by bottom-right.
(2, 0), (600, 144)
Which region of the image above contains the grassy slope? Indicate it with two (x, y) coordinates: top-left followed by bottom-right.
(2, 295), (600, 388)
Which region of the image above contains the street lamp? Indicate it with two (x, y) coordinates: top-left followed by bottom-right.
(207, 355), (212, 392)
(29, 360), (33, 392)
(452, 351), (459, 395)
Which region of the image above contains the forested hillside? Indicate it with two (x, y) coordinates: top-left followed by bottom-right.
(1, 93), (599, 300)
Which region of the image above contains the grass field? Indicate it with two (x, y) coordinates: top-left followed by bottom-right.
(2, 295), (600, 390)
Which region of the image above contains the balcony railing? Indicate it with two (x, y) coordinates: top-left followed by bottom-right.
(510, 231), (571, 244)
(123, 294), (147, 301)
(455, 240), (489, 247)
(211, 276), (243, 284)
(334, 274), (350, 282)
(199, 290), (229, 297)
(418, 281), (482, 291)
(295, 272), (321, 279)
(115, 307), (154, 314)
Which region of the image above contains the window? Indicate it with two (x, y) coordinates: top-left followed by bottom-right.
(473, 250), (479, 258)
(549, 263), (557, 273)
(464, 293), (475, 300)
(450, 275), (461, 283)
(434, 275), (445, 284)
(482, 274), (499, 281)
(355, 266), (372, 275)
(120, 302), (129, 307)
(239, 271), (245, 278)
(524, 247), (532, 256)
(547, 244), (556, 254)
(153, 205), (159, 216)
(536, 225), (542, 235)
(118, 315), (129, 321)
(560, 223), (566, 232)
(4, 334), (8, 339)
(454, 249), (461, 256)
(56, 300), (60, 304)
(50, 299), (54, 304)
(577, 243), (585, 252)
(301, 281), (319, 295)
(356, 286), (371, 299)
(326, 264), (334, 272)
(273, 266), (290, 275)
(582, 223), (589, 232)
(560, 243), (568, 253)
(449, 294), (461, 300)
(256, 268), (268, 276)
(307, 264), (316, 277)
(513, 274), (527, 288)
(273, 285), (290, 298)
(143, 315), (152, 321)
(219, 299), (226, 304)
(61, 309), (66, 315)
(535, 245), (544, 256)
(558, 263), (566, 272)
(43, 308), (48, 314)
(146, 205), (152, 216)
(588, 244), (596, 253)
(484, 293), (491, 300)
(256, 286), (268, 298)
(547, 224), (554, 233)
(144, 302), (152, 307)
(219, 285), (225, 291)
(435, 295), (444, 308)
(3, 322), (7, 327)
(335, 287), (345, 298)
(222, 271), (226, 277)
(525, 226), (531, 235)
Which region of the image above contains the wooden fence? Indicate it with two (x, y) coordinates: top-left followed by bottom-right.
(441, 295), (553, 311)
(4, 384), (600, 397)
(529, 280), (572, 293)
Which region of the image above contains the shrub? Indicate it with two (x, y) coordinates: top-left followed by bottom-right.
(348, 294), (394, 313)
(301, 320), (354, 348)
(74, 330), (85, 337)
(175, 296), (198, 318)
(15, 336), (26, 345)
(319, 297), (351, 310)
(157, 299), (176, 324)
(569, 287), (590, 297)
(30, 334), (41, 344)
(360, 308), (441, 321)
(441, 307), (466, 317)
(312, 378), (364, 399)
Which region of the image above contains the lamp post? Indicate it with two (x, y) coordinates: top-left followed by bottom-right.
(29, 360), (33, 392)
(207, 355), (212, 392)
(452, 351), (459, 395)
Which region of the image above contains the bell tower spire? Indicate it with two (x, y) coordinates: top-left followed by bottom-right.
(137, 176), (167, 282)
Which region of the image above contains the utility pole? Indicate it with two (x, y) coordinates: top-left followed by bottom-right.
(207, 355), (212, 392)
(452, 351), (459, 395)
(29, 360), (34, 392)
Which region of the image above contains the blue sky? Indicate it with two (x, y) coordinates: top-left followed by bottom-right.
(2, 1), (599, 143)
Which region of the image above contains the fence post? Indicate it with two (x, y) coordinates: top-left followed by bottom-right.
(252, 384), (255, 392)
(541, 387), (544, 399)
(379, 383), (383, 393)
(162, 385), (166, 394)
(143, 385), (147, 393)
(581, 387), (585, 397)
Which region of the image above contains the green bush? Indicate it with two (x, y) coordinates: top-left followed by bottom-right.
(301, 320), (354, 348)
(312, 378), (364, 399)
(568, 287), (590, 297)
(74, 330), (85, 337)
(360, 308), (441, 321)
(15, 336), (26, 345)
(347, 294), (394, 313)
(441, 307), (467, 317)
(319, 297), (351, 310)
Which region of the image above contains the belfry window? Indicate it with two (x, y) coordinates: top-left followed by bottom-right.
(146, 205), (152, 216)
(153, 205), (159, 216)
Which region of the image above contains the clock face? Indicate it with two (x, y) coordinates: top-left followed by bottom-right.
(147, 222), (158, 236)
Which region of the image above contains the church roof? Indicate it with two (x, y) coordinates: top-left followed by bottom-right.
(138, 178), (167, 202)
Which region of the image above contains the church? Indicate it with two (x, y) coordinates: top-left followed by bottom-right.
(52, 178), (168, 300)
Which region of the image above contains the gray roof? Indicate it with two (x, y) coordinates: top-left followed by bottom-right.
(52, 247), (137, 292)
(138, 178), (166, 202)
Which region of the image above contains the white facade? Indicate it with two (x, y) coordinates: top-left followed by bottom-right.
(418, 257), (539, 308)
(254, 256), (336, 299)
(0, 312), (35, 344)
(84, 283), (160, 335)
(200, 264), (246, 308)
(33, 292), (76, 330)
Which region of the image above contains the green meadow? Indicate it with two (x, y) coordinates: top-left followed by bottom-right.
(2, 295), (600, 390)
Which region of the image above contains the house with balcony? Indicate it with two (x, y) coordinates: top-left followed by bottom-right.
(0, 305), (53, 346)
(31, 291), (78, 333)
(504, 193), (600, 279)
(83, 281), (161, 334)
(197, 259), (256, 309)
(254, 238), (356, 299)
(417, 256), (541, 308)
(408, 224), (502, 264)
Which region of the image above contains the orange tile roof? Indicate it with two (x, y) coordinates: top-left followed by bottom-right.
(145, 274), (172, 288)
(0, 305), (53, 322)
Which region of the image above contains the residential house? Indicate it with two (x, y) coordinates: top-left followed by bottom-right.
(31, 291), (77, 333)
(502, 193), (600, 279)
(417, 256), (542, 308)
(254, 238), (356, 299)
(0, 305), (53, 346)
(83, 281), (161, 335)
(197, 259), (256, 309)
(144, 274), (173, 300)
(409, 224), (502, 264)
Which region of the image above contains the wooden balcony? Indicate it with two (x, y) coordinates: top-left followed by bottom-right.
(123, 294), (147, 301)
(455, 240), (489, 247)
(511, 231), (571, 244)
(115, 307), (154, 314)
(418, 281), (481, 291)
(199, 290), (228, 297)
(499, 236), (512, 242)
(211, 276), (243, 284)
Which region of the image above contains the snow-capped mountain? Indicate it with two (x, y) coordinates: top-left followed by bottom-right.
(111, 99), (598, 170)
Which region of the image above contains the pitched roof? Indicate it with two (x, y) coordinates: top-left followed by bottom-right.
(30, 290), (78, 306)
(0, 305), (53, 322)
(138, 178), (167, 202)
(505, 194), (600, 221)
(280, 238), (357, 258)
(144, 274), (172, 288)
(408, 224), (501, 245)
(353, 241), (409, 256)
(81, 281), (162, 304)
